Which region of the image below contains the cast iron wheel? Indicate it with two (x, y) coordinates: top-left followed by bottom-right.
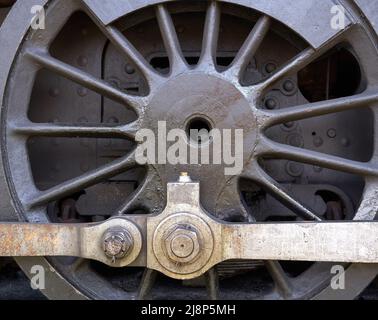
(1, 0), (378, 299)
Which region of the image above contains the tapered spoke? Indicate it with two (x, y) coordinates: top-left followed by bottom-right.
(10, 121), (138, 140)
(156, 4), (188, 74)
(26, 49), (144, 113)
(116, 169), (164, 215)
(227, 15), (271, 80)
(199, 1), (221, 68)
(255, 47), (316, 93)
(257, 137), (378, 177)
(205, 268), (219, 300)
(265, 261), (293, 299)
(259, 90), (378, 129)
(138, 269), (158, 300)
(215, 177), (253, 222)
(100, 25), (163, 86)
(241, 161), (321, 221)
(26, 150), (137, 208)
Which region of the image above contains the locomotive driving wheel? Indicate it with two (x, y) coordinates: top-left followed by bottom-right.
(1, 0), (378, 299)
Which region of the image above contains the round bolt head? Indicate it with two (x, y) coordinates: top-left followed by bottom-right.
(265, 62), (276, 73)
(103, 228), (133, 260)
(164, 225), (201, 263)
(265, 98), (277, 110)
(170, 234), (194, 258)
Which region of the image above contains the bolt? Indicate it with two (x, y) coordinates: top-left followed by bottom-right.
(282, 79), (296, 93)
(265, 98), (277, 110)
(164, 225), (201, 263)
(125, 64), (135, 75)
(265, 62), (276, 73)
(286, 161), (304, 177)
(103, 228), (133, 262)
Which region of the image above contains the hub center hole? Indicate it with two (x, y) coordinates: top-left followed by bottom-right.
(186, 117), (212, 145)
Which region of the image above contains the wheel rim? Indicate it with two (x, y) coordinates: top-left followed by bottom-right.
(1, 0), (378, 299)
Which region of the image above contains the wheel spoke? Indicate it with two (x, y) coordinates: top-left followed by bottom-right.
(26, 150), (137, 208)
(10, 121), (138, 140)
(199, 1), (221, 69)
(205, 267), (219, 300)
(227, 15), (271, 80)
(257, 136), (378, 177)
(138, 268), (158, 300)
(99, 24), (163, 86)
(116, 169), (164, 215)
(255, 47), (316, 93)
(259, 90), (378, 129)
(265, 261), (293, 299)
(215, 177), (253, 222)
(241, 160), (321, 221)
(156, 4), (188, 74)
(25, 49), (145, 113)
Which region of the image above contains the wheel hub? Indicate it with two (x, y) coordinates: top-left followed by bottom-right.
(141, 73), (258, 216)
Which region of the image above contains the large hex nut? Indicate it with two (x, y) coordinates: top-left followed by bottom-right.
(164, 225), (201, 263)
(152, 213), (214, 275)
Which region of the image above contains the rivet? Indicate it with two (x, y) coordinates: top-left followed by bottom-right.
(282, 79), (296, 94)
(286, 161), (304, 177)
(125, 64), (135, 75)
(265, 62), (276, 73)
(265, 98), (277, 110)
(327, 128), (337, 139)
(313, 166), (323, 173)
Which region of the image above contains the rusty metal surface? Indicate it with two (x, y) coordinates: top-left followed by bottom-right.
(2, 179), (378, 281)
(0, 217), (144, 267)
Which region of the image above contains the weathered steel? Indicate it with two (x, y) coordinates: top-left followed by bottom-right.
(147, 179), (378, 279)
(1, 179), (378, 280)
(1, 0), (378, 300)
(0, 218), (143, 267)
(82, 0), (353, 49)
